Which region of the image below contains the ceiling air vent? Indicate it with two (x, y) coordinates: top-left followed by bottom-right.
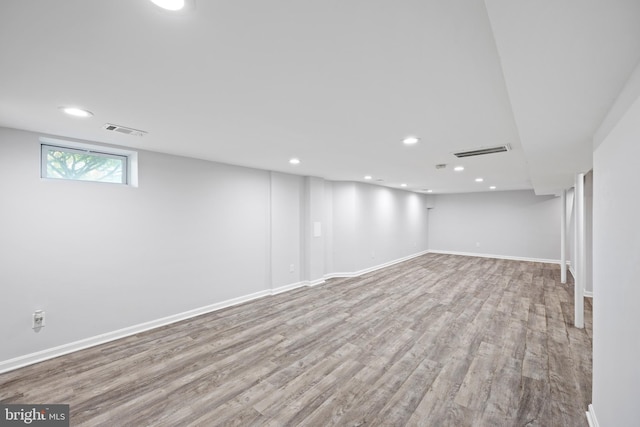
(103, 123), (147, 137)
(453, 144), (510, 158)
(435, 164), (447, 169)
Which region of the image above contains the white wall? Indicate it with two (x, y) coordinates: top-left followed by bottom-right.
(0, 127), (430, 367)
(428, 190), (560, 261)
(592, 82), (640, 427)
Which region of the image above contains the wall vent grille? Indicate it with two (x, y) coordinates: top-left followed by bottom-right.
(103, 123), (147, 137)
(454, 144), (510, 158)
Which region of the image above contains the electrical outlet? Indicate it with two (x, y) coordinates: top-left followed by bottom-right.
(33, 310), (45, 329)
(289, 264), (295, 273)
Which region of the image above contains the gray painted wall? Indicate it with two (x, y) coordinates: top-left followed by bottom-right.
(592, 81), (640, 427)
(0, 127), (272, 362)
(584, 171), (593, 294)
(566, 188), (576, 276)
(350, 183), (429, 271)
(0, 127), (430, 364)
(330, 182), (358, 273)
(330, 182), (430, 273)
(270, 172), (303, 288)
(428, 190), (560, 261)
(303, 176), (327, 282)
(323, 182), (335, 275)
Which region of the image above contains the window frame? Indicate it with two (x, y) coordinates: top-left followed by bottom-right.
(39, 137), (138, 187)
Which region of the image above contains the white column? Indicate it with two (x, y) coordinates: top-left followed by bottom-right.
(574, 174), (585, 328)
(561, 189), (567, 284)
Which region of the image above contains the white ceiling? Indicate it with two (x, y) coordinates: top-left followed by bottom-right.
(1, 0), (638, 195)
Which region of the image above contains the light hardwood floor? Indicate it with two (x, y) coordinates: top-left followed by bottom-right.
(0, 253), (592, 426)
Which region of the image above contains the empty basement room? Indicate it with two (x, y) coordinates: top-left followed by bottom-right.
(1, 1), (639, 426)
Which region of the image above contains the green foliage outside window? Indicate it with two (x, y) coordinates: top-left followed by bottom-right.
(44, 147), (125, 184)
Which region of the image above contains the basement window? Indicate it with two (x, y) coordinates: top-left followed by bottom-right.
(40, 137), (138, 186)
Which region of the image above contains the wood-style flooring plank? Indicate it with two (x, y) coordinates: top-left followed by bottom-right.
(0, 253), (592, 426)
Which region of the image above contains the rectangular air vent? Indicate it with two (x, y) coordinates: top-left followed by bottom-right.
(103, 123), (147, 137)
(454, 144), (510, 158)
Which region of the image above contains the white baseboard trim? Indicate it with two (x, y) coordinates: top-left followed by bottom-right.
(324, 250), (430, 280)
(306, 278), (326, 287)
(567, 267), (593, 297)
(0, 288), (272, 375)
(586, 404), (599, 427)
(270, 277), (327, 295)
(427, 249), (560, 265)
(271, 281), (306, 295)
(0, 250), (430, 374)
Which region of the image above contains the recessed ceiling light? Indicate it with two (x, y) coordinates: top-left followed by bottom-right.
(400, 183), (408, 187)
(289, 158), (300, 165)
(402, 136), (419, 145)
(489, 186), (497, 190)
(475, 178), (484, 182)
(427, 189), (433, 193)
(150, 0), (185, 10)
(59, 106), (93, 118)
(454, 166), (465, 172)
(364, 175), (372, 180)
